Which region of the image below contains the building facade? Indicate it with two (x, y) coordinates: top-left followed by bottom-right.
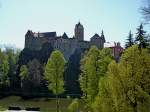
(105, 42), (124, 61)
(25, 22), (106, 60)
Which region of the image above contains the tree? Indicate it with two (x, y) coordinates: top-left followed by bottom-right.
(44, 50), (66, 112)
(92, 77), (114, 112)
(125, 31), (134, 48)
(19, 59), (42, 96)
(79, 46), (100, 111)
(135, 24), (148, 49)
(79, 46), (112, 111)
(117, 45), (150, 112)
(19, 65), (28, 88)
(0, 49), (9, 88)
(5, 48), (20, 90)
(27, 59), (42, 86)
(93, 45), (150, 112)
(68, 98), (79, 112)
(141, 0), (150, 23)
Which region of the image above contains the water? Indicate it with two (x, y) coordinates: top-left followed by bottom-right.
(2, 110), (40, 112)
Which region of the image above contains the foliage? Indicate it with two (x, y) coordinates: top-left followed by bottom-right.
(0, 49), (9, 87)
(93, 45), (150, 112)
(92, 77), (113, 112)
(125, 31), (134, 48)
(5, 48), (20, 90)
(64, 49), (82, 96)
(135, 24), (149, 49)
(67, 98), (79, 112)
(44, 50), (66, 112)
(79, 46), (100, 109)
(19, 65), (28, 81)
(44, 50), (66, 95)
(27, 59), (42, 85)
(79, 46), (113, 111)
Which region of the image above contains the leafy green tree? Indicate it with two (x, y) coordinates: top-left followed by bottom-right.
(93, 45), (150, 112)
(5, 48), (20, 90)
(92, 77), (114, 112)
(79, 46), (112, 111)
(117, 45), (150, 112)
(98, 48), (113, 77)
(0, 49), (9, 87)
(135, 24), (148, 49)
(125, 31), (134, 48)
(68, 98), (79, 112)
(44, 50), (66, 112)
(79, 46), (100, 111)
(107, 61), (132, 112)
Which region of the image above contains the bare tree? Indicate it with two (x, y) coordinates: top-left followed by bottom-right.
(142, 0), (150, 23)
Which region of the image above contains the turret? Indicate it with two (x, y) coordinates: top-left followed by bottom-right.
(25, 30), (34, 48)
(74, 22), (84, 41)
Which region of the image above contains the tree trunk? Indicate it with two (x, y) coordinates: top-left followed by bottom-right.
(56, 94), (59, 112)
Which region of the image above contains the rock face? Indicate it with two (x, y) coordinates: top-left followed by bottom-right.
(24, 22), (105, 61)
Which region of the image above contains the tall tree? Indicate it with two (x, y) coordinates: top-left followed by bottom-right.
(135, 24), (148, 49)
(92, 76), (114, 112)
(125, 31), (134, 48)
(117, 45), (150, 112)
(79, 46), (100, 111)
(93, 45), (150, 112)
(27, 59), (42, 86)
(0, 49), (9, 88)
(19, 59), (42, 96)
(79, 46), (112, 111)
(5, 48), (20, 90)
(44, 50), (66, 112)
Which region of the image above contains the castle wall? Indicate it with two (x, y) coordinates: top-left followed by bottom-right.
(25, 36), (43, 51)
(77, 41), (90, 49)
(90, 38), (104, 49)
(54, 38), (78, 60)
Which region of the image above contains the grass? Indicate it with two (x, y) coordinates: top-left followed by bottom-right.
(0, 96), (84, 112)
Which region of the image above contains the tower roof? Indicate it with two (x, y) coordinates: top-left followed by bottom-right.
(92, 33), (101, 38)
(101, 30), (106, 42)
(75, 22), (83, 28)
(62, 32), (68, 39)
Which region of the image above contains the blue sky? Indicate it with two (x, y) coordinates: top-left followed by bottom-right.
(0, 0), (148, 48)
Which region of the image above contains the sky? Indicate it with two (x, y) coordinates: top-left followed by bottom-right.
(0, 0), (148, 49)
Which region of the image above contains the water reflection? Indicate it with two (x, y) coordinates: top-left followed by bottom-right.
(3, 110), (40, 112)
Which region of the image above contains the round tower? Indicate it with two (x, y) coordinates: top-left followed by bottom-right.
(74, 22), (84, 41)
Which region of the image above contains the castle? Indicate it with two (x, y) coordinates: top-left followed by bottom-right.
(25, 22), (106, 60)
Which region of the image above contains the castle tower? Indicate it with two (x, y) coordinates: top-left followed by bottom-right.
(74, 22), (84, 41)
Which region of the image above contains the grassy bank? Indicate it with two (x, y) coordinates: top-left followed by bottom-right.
(0, 96), (84, 112)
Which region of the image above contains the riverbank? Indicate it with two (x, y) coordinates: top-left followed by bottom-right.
(0, 96), (83, 112)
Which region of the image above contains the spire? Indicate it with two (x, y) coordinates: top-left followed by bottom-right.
(93, 33), (100, 38)
(101, 30), (104, 37)
(101, 30), (106, 42)
(76, 21), (83, 28)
